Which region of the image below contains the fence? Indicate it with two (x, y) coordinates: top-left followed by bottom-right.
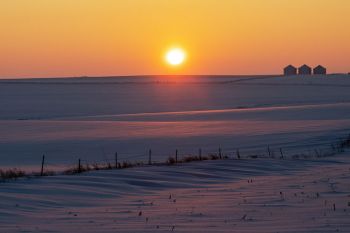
(1, 133), (350, 181)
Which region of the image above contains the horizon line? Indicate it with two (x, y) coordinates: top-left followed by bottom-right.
(1, 73), (349, 80)
(0, 74), (283, 80)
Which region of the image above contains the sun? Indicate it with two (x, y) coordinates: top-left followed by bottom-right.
(165, 48), (186, 66)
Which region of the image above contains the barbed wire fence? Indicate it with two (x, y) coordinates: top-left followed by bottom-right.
(1, 132), (350, 181)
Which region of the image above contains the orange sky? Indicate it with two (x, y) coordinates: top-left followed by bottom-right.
(1, 0), (350, 78)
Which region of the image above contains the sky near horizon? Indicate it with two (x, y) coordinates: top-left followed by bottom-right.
(0, 0), (350, 78)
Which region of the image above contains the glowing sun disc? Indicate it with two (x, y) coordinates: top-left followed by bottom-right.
(166, 48), (186, 66)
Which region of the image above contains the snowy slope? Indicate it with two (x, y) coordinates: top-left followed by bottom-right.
(1, 75), (350, 170)
(1, 75), (350, 232)
(1, 154), (349, 232)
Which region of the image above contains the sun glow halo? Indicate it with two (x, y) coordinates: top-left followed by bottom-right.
(165, 48), (186, 66)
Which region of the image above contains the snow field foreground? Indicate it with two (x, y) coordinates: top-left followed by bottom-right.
(1, 154), (350, 232)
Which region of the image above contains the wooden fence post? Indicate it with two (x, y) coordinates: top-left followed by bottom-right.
(314, 149), (319, 157)
(175, 149), (178, 163)
(219, 147), (222, 159)
(280, 148), (284, 159)
(40, 154), (45, 176)
(268, 145), (271, 158)
(237, 149), (241, 159)
(199, 148), (202, 160)
(115, 152), (118, 168)
(148, 149), (152, 165)
(78, 159), (81, 173)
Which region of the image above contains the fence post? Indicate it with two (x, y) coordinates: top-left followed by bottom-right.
(314, 149), (320, 157)
(40, 154), (45, 176)
(199, 148), (202, 160)
(280, 148), (284, 159)
(175, 149), (178, 163)
(148, 149), (152, 165)
(268, 145), (271, 158)
(237, 149), (241, 159)
(115, 152), (118, 168)
(78, 158), (81, 173)
(219, 147), (222, 159)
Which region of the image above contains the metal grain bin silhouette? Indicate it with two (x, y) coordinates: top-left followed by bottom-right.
(298, 64), (312, 75)
(284, 65), (297, 76)
(313, 65), (327, 75)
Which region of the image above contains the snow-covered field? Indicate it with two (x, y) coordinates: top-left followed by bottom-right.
(1, 154), (350, 232)
(1, 74), (350, 232)
(1, 75), (350, 171)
